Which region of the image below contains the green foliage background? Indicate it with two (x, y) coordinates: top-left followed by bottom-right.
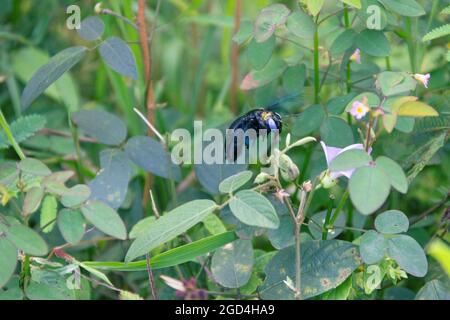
(0, 0), (449, 300)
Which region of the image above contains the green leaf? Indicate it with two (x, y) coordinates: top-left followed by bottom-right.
(0, 238), (17, 288)
(99, 37), (137, 80)
(211, 239), (254, 288)
(22, 187), (45, 217)
(282, 64), (307, 93)
(359, 230), (388, 264)
(26, 270), (74, 300)
(286, 10), (316, 39)
(21, 46), (86, 109)
(57, 209), (85, 245)
(308, 210), (346, 240)
(246, 36), (275, 70)
(40, 195), (57, 233)
(321, 276), (353, 300)
(330, 29), (357, 55)
(202, 213), (227, 235)
(320, 116), (354, 148)
(397, 101), (439, 117)
(240, 58), (287, 91)
(89, 149), (131, 209)
(254, 4), (291, 42)
(388, 235), (428, 277)
(406, 131), (446, 183)
(125, 199), (218, 262)
(422, 24), (450, 42)
(229, 190), (279, 229)
(128, 217), (155, 239)
(78, 263), (113, 286)
(378, 72), (417, 96)
(5, 224), (48, 256)
(303, 0), (324, 16)
(379, 0), (425, 17)
(125, 136), (181, 181)
(81, 200), (127, 240)
(349, 166), (391, 215)
(195, 162), (247, 195)
(19, 158), (51, 176)
(375, 210), (409, 234)
(77, 16), (105, 41)
(232, 20), (253, 44)
(72, 109), (127, 146)
(340, 0), (362, 9)
(61, 184), (91, 208)
(0, 115), (46, 150)
(415, 280), (450, 300)
(327, 93), (357, 115)
(84, 231), (237, 271)
(292, 104), (325, 138)
(268, 215), (295, 249)
(218, 170), (253, 194)
(0, 276), (23, 300)
(259, 240), (361, 299)
(375, 156), (408, 193)
(356, 29), (390, 57)
(330, 149), (372, 172)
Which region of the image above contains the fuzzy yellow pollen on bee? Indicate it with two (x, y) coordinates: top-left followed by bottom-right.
(261, 111), (273, 121)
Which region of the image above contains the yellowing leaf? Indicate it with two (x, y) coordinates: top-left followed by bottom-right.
(383, 114), (397, 133)
(427, 239), (450, 277)
(390, 96), (418, 114)
(340, 0), (362, 9)
(301, 0), (324, 16)
(397, 101), (439, 117)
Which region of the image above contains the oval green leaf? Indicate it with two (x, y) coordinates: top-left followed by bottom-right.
(330, 149), (372, 172)
(349, 166), (391, 215)
(375, 210), (409, 234)
(125, 199), (218, 262)
(21, 46), (87, 109)
(81, 200), (127, 240)
(58, 208), (86, 245)
(218, 170), (253, 194)
(211, 239), (254, 288)
(229, 190), (279, 229)
(387, 235), (428, 277)
(99, 37), (137, 79)
(359, 230), (388, 264)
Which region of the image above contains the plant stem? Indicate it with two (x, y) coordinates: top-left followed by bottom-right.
(322, 195), (334, 240)
(313, 27), (320, 104)
(343, 4), (350, 28)
(230, 0), (241, 115)
(329, 190), (349, 226)
(405, 17), (417, 73)
(294, 221), (301, 300)
(145, 253), (158, 300)
(69, 117), (85, 183)
(385, 56), (391, 71)
(0, 110), (25, 160)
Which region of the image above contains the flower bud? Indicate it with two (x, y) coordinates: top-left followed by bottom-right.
(318, 170), (337, 189)
(279, 154), (299, 181)
(254, 172), (271, 184)
(94, 2), (103, 14)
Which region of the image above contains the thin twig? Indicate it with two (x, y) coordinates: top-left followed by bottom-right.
(146, 253), (159, 300)
(410, 193), (449, 225)
(133, 107), (165, 143)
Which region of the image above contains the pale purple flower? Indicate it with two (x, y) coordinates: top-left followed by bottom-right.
(350, 48), (361, 64)
(349, 99), (370, 120)
(320, 141), (372, 179)
(413, 73), (430, 88)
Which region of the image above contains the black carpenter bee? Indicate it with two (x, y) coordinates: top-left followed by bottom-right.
(226, 109), (283, 162)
